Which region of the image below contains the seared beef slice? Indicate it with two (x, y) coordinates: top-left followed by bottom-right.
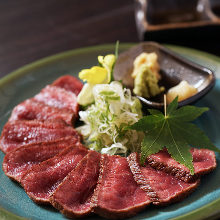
(34, 85), (79, 117)
(8, 75), (82, 125)
(21, 145), (88, 204)
(0, 120), (80, 153)
(92, 155), (150, 219)
(147, 148), (216, 182)
(51, 151), (101, 218)
(128, 153), (199, 205)
(52, 75), (83, 95)
(9, 99), (74, 125)
(3, 136), (80, 182)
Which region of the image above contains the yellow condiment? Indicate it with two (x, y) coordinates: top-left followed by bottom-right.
(166, 80), (198, 104)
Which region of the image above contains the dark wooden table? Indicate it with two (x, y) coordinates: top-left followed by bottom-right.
(0, 0), (220, 79)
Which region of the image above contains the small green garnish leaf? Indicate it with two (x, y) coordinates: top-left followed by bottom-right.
(111, 41), (119, 82)
(100, 90), (120, 101)
(115, 40), (119, 59)
(129, 97), (220, 174)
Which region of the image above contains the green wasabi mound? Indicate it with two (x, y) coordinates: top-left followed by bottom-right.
(133, 64), (164, 98)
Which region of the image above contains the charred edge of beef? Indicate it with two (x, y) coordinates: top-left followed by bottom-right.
(128, 153), (200, 206)
(50, 150), (101, 218)
(2, 136), (80, 183)
(147, 148), (217, 183)
(20, 145), (88, 204)
(127, 153), (159, 203)
(92, 154), (151, 219)
(146, 157), (196, 183)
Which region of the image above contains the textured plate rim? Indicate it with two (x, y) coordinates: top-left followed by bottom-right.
(0, 43), (220, 220)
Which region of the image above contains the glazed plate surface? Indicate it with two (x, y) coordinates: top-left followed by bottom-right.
(0, 43), (220, 220)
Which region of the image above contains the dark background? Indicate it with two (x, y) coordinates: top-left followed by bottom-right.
(0, 0), (220, 78)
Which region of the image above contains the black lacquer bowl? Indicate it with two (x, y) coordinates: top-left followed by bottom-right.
(114, 42), (215, 109)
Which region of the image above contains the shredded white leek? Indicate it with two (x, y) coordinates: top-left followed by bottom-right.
(77, 81), (143, 155)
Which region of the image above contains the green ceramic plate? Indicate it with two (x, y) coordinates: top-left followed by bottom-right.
(0, 44), (220, 220)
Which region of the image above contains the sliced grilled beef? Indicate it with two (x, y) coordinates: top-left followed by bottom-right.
(34, 85), (78, 116)
(0, 120), (80, 153)
(52, 75), (83, 95)
(51, 151), (101, 218)
(2, 136), (80, 182)
(21, 145), (88, 204)
(9, 99), (74, 125)
(128, 153), (200, 206)
(147, 148), (216, 182)
(8, 75), (82, 125)
(92, 154), (151, 219)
